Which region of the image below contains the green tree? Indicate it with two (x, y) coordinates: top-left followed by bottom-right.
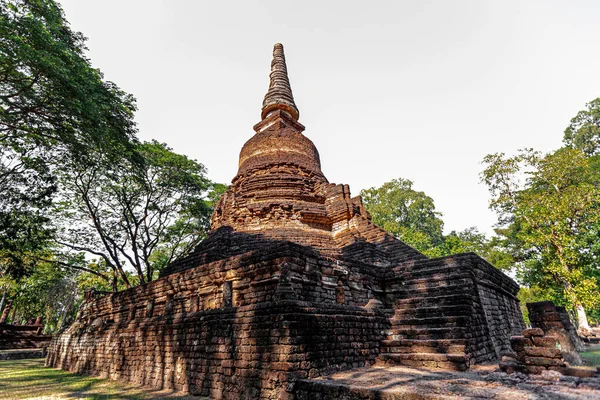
(360, 179), (511, 262)
(1, 260), (79, 331)
(0, 0), (137, 278)
(564, 98), (600, 156)
(360, 178), (444, 256)
(438, 227), (486, 254)
(482, 147), (600, 329)
(52, 141), (214, 290)
(0, 0), (137, 157)
(0, 273), (17, 318)
(436, 227), (513, 269)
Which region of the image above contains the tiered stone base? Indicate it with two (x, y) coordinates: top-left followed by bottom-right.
(377, 253), (524, 371)
(47, 245), (525, 398)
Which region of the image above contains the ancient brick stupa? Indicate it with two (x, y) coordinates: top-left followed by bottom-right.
(47, 44), (525, 399)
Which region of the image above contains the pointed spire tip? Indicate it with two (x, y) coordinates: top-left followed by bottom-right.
(261, 43), (299, 121)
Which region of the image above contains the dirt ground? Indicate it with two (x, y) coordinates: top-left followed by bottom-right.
(302, 363), (600, 399)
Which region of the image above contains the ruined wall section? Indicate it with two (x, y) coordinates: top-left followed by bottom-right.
(48, 301), (387, 400)
(527, 301), (584, 365)
(48, 243), (392, 399)
(0, 324), (51, 350)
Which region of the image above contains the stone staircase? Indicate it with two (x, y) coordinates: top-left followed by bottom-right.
(376, 260), (479, 371)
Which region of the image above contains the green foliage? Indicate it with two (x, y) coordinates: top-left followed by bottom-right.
(517, 286), (549, 325)
(0, 0), (137, 279)
(360, 178), (444, 254)
(482, 147), (600, 315)
(437, 227), (487, 255)
(0, 136), (55, 279)
(360, 179), (513, 263)
(2, 260), (79, 331)
(564, 98), (600, 156)
(53, 140), (214, 289)
(0, 0), (137, 156)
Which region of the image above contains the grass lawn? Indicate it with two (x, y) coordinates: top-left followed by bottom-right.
(580, 345), (600, 367)
(0, 359), (200, 400)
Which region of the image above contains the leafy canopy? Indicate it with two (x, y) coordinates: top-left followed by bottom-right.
(481, 147), (600, 313)
(564, 98), (600, 156)
(359, 178), (507, 262)
(0, 0), (138, 279)
(0, 0), (137, 157)
(53, 140), (214, 289)
(360, 178), (444, 255)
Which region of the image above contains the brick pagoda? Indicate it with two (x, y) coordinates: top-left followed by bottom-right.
(47, 44), (525, 399)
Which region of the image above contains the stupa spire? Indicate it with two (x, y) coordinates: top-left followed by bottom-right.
(261, 43), (299, 121)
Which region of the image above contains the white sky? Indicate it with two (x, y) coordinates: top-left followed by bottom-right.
(59, 0), (600, 236)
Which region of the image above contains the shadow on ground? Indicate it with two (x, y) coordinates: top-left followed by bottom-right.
(0, 359), (204, 400)
(294, 363), (600, 399)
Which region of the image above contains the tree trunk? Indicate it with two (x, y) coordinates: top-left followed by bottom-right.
(576, 304), (591, 331)
(0, 299), (12, 324)
(10, 304), (18, 324)
(0, 290), (6, 317)
(111, 269), (118, 292)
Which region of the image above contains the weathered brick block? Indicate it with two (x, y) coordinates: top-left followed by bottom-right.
(522, 346), (562, 358)
(510, 336), (533, 351)
(523, 328), (544, 338)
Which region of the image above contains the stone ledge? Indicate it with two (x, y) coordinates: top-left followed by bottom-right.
(0, 348), (46, 360)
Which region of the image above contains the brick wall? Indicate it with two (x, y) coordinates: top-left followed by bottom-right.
(47, 301), (386, 400)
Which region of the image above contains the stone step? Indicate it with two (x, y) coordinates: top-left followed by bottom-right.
(393, 294), (473, 307)
(395, 263), (466, 278)
(385, 326), (467, 341)
(397, 276), (472, 291)
(394, 283), (475, 299)
(390, 315), (470, 327)
(376, 352), (469, 371)
(400, 272), (470, 285)
(391, 304), (472, 319)
(380, 339), (467, 354)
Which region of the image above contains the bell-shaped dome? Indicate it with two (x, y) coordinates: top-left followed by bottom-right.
(237, 110), (323, 178)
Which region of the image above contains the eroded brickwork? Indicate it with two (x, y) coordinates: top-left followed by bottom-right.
(48, 301), (386, 399)
(498, 327), (600, 378)
(527, 301), (584, 365)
